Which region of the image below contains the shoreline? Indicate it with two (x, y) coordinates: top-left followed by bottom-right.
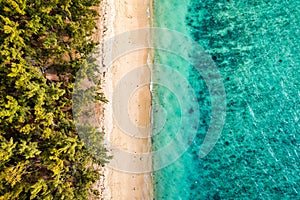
(98, 0), (153, 199)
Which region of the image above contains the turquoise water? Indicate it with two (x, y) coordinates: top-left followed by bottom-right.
(152, 0), (300, 199)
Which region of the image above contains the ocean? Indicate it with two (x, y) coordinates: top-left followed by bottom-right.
(151, 0), (300, 199)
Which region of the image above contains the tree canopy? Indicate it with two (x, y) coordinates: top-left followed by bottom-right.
(0, 0), (109, 199)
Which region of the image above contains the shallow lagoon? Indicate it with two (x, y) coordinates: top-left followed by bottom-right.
(152, 0), (299, 199)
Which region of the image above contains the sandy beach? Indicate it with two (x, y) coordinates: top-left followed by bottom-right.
(97, 0), (153, 199)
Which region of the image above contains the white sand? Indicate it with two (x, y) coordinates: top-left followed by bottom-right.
(98, 0), (153, 199)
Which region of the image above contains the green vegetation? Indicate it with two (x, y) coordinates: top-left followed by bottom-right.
(0, 0), (109, 199)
